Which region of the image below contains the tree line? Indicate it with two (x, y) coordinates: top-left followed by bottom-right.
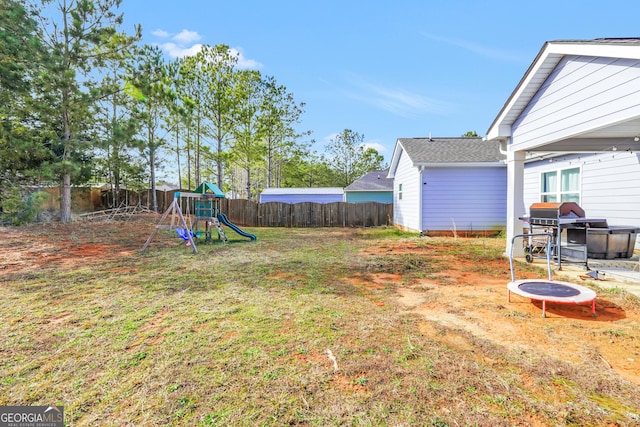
(0, 0), (386, 224)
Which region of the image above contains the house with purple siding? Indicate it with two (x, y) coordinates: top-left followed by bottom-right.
(259, 187), (344, 204)
(485, 38), (640, 254)
(387, 137), (507, 235)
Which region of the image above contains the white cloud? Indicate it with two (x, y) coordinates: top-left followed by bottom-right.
(321, 133), (339, 145)
(420, 33), (527, 63)
(229, 47), (262, 69)
(152, 28), (170, 38)
(159, 42), (204, 58)
(363, 141), (386, 153)
(172, 29), (202, 44)
(151, 28), (261, 69)
(345, 76), (448, 118)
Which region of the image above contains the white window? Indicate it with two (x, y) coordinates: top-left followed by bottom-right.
(398, 183), (403, 200)
(540, 167), (580, 203)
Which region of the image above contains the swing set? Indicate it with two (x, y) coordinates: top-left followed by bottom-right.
(141, 182), (229, 254)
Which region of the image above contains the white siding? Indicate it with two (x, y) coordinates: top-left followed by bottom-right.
(512, 56), (640, 150)
(524, 152), (640, 227)
(522, 163), (540, 215)
(421, 167), (507, 232)
(393, 149), (421, 231)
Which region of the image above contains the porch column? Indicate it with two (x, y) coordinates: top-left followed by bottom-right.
(506, 149), (526, 256)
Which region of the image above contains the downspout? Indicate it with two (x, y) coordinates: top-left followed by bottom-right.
(418, 165), (425, 233)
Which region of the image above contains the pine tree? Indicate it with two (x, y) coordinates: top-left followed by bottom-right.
(33, 0), (140, 222)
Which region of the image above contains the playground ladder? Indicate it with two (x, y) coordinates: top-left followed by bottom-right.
(211, 217), (228, 243)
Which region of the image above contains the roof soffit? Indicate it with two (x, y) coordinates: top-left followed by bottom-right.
(387, 139), (405, 178)
(486, 40), (640, 141)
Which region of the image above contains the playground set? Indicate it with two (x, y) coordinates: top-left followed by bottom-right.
(141, 182), (256, 254)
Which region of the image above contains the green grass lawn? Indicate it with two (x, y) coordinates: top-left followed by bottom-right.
(1, 223), (639, 426)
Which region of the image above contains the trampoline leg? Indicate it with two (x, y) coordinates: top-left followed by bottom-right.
(591, 300), (596, 317)
(508, 290), (511, 303)
(542, 300), (547, 318)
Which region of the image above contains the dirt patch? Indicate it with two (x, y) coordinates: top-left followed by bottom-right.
(358, 240), (640, 387)
(0, 215), (158, 277)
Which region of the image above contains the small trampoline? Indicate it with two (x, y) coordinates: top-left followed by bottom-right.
(508, 233), (597, 318)
(507, 280), (596, 318)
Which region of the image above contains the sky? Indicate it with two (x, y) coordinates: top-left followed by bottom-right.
(118, 0), (640, 164)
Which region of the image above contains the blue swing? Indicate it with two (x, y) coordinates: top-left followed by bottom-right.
(176, 227), (194, 240)
(176, 227), (202, 246)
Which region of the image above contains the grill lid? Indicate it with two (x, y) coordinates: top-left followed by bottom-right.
(529, 202), (585, 219)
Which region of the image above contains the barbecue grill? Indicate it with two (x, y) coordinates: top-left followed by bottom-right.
(522, 202), (607, 270)
(528, 202), (584, 225)
(528, 202), (607, 227)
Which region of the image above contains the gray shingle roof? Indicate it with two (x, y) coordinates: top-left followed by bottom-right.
(344, 169), (393, 192)
(397, 137), (506, 164)
(550, 38), (640, 46)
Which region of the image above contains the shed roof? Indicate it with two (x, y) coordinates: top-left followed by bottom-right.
(156, 184), (180, 192)
(391, 136), (505, 167)
(388, 137), (505, 178)
(344, 169), (393, 192)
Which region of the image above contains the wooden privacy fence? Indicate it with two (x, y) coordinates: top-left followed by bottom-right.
(165, 197), (393, 228)
(37, 186), (393, 228)
(220, 199), (393, 228)
(40, 187), (176, 213)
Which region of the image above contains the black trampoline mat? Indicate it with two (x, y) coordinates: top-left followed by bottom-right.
(518, 281), (581, 297)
